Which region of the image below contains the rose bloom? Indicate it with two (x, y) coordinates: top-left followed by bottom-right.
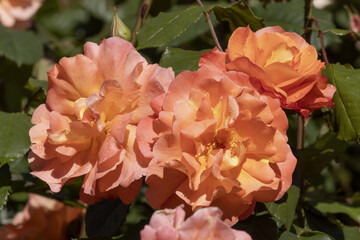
(138, 65), (296, 224)
(0, 193), (83, 240)
(141, 205), (252, 240)
(28, 37), (174, 204)
(0, 0), (43, 29)
(200, 26), (335, 117)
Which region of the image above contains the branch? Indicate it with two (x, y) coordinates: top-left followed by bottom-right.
(302, 0), (313, 43)
(21, 88), (42, 113)
(197, 0), (223, 51)
(131, 0), (153, 45)
(296, 115), (305, 150)
(312, 17), (330, 65)
(297, 0), (314, 150)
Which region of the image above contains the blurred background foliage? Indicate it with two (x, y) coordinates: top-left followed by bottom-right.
(1, 0), (360, 239)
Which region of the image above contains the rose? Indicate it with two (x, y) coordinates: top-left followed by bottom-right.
(0, 194), (83, 240)
(200, 26), (335, 117)
(29, 37), (174, 204)
(0, 0), (43, 29)
(141, 205), (252, 240)
(138, 65), (296, 224)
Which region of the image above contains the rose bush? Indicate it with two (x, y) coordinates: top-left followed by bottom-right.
(0, 194), (83, 240)
(200, 26), (335, 117)
(138, 65), (296, 224)
(28, 37), (174, 204)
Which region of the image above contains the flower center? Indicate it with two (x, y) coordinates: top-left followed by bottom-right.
(197, 129), (245, 171)
(264, 43), (294, 67)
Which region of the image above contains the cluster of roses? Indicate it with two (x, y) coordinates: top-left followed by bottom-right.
(27, 26), (335, 239)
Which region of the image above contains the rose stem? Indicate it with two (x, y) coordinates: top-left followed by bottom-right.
(196, 0), (224, 51)
(312, 17), (330, 65)
(21, 88), (42, 113)
(131, 0), (153, 45)
(303, 0), (314, 44)
(297, 0), (314, 150)
(296, 115), (305, 150)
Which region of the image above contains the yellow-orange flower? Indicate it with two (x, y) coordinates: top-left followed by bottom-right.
(200, 26), (335, 117)
(140, 205), (252, 240)
(0, 194), (83, 240)
(0, 0), (43, 29)
(138, 66), (296, 224)
(28, 37), (174, 204)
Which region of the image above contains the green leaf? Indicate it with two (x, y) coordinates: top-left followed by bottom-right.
(85, 198), (129, 238)
(253, 0), (339, 50)
(0, 186), (11, 211)
(28, 77), (48, 93)
(37, 7), (90, 38)
(166, 4), (213, 47)
(325, 28), (353, 36)
(324, 28), (360, 41)
(81, 0), (113, 22)
(297, 149), (336, 178)
(159, 47), (209, 75)
(0, 112), (32, 165)
(323, 64), (360, 142)
(280, 231), (335, 240)
(10, 192), (28, 202)
(136, 6), (204, 49)
(0, 25), (43, 65)
(253, 0), (303, 34)
(314, 202), (360, 224)
(265, 185), (300, 230)
(342, 226), (360, 240)
(213, 1), (264, 31)
(280, 232), (298, 240)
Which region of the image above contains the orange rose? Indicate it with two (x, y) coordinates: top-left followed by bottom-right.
(140, 205), (252, 240)
(138, 66), (296, 224)
(200, 26), (335, 117)
(0, 193), (83, 240)
(29, 37), (174, 204)
(0, 0), (43, 29)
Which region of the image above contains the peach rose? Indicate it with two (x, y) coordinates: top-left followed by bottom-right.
(140, 205), (252, 240)
(138, 66), (296, 224)
(28, 37), (174, 204)
(0, 0), (43, 29)
(200, 26), (335, 117)
(0, 193), (83, 240)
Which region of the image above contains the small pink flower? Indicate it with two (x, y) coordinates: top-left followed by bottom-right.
(141, 205), (252, 240)
(0, 0), (43, 29)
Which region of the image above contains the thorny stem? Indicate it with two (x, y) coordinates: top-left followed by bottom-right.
(21, 88), (42, 113)
(296, 115), (305, 150)
(197, 0), (223, 51)
(297, 0), (314, 151)
(131, 0), (153, 45)
(302, 0), (313, 43)
(312, 17), (330, 65)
